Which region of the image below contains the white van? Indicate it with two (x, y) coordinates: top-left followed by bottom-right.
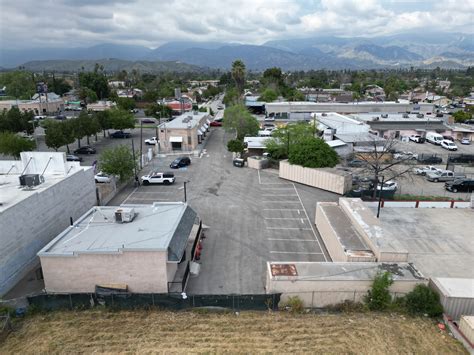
(426, 132), (443, 145)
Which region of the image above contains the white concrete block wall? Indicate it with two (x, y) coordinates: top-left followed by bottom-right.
(0, 168), (96, 295)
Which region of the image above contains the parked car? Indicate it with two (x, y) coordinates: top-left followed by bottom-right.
(445, 179), (474, 193)
(130, 109), (139, 113)
(414, 166), (442, 176)
(140, 118), (156, 124)
(448, 154), (474, 164)
(170, 156), (191, 169)
(394, 151), (418, 160)
(141, 171), (175, 185)
(210, 120), (222, 127)
(145, 137), (158, 145)
(460, 137), (471, 145)
(73, 145), (96, 154)
(34, 115), (47, 121)
(66, 154), (82, 162)
(426, 170), (466, 182)
(375, 180), (398, 192)
(417, 155), (442, 164)
(94, 172), (111, 183)
(55, 114), (67, 120)
(348, 159), (366, 167)
(426, 132), (443, 145)
(409, 135), (424, 143)
(217, 104), (224, 110)
(442, 135), (454, 142)
(264, 117), (275, 122)
(440, 140), (458, 151)
(110, 130), (131, 138)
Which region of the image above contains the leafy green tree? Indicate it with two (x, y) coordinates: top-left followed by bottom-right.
(262, 67), (283, 86)
(83, 115), (101, 145)
(99, 145), (137, 182)
(108, 108), (135, 130)
(0, 71), (36, 99)
(62, 119), (76, 153)
(94, 110), (112, 137)
(452, 110), (471, 123)
(404, 285), (443, 317)
(0, 131), (36, 158)
(365, 272), (393, 311)
(231, 60), (246, 97)
(0, 107), (35, 134)
(223, 104), (259, 140)
(44, 120), (67, 151)
(227, 139), (245, 154)
(258, 88), (278, 102)
(288, 137), (339, 168)
(264, 122), (316, 159)
(223, 87), (239, 106)
(116, 97), (136, 111)
(78, 87), (98, 103)
(144, 103), (172, 121)
(78, 66), (109, 100)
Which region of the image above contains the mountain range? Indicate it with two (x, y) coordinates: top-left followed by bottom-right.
(1, 32), (473, 72)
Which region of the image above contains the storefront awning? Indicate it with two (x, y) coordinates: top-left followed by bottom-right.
(197, 128), (205, 135)
(206, 119), (211, 125)
(203, 124), (209, 129)
(169, 136), (183, 143)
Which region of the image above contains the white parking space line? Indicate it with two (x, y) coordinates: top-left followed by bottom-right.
(267, 238), (318, 242)
(260, 187), (294, 190)
(269, 251), (324, 255)
(266, 227), (313, 230)
(263, 209), (301, 212)
(127, 198), (170, 201)
(122, 187), (138, 205)
(292, 184), (328, 262)
(264, 217), (304, 220)
(262, 201), (301, 203)
(133, 191), (175, 195)
(261, 194), (297, 197)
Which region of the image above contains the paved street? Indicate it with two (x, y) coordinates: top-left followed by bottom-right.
(113, 127), (339, 294)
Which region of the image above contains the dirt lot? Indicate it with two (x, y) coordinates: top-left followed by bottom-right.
(0, 310), (466, 354)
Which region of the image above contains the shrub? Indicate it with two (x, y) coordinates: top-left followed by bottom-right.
(365, 272), (393, 311)
(405, 285), (443, 317)
(288, 137), (339, 168)
(227, 139), (245, 154)
(281, 296), (304, 314)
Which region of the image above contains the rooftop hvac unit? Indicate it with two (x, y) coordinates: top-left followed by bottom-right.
(114, 208), (136, 223)
(19, 174), (44, 187)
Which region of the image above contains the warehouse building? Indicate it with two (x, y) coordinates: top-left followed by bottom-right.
(158, 112), (211, 153)
(38, 202), (202, 294)
(0, 152), (96, 296)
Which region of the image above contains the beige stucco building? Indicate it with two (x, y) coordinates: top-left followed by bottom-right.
(38, 203), (202, 294)
(0, 93), (64, 114)
(158, 112), (211, 153)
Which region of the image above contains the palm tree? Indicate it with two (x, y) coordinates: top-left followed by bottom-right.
(231, 60), (246, 97)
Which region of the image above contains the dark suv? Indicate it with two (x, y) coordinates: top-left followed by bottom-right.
(445, 179), (474, 193)
(170, 156), (191, 169)
(73, 145), (96, 154)
(448, 154), (474, 164)
(110, 130), (131, 138)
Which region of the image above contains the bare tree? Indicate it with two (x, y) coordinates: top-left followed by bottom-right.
(355, 136), (416, 199)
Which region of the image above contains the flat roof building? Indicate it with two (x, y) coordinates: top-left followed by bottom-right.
(158, 112), (211, 153)
(0, 152), (96, 296)
(38, 203), (202, 294)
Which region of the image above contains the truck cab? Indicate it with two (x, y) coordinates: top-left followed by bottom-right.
(141, 171), (175, 185)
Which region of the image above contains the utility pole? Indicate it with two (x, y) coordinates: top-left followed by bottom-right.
(131, 139), (139, 187)
(139, 121), (143, 169)
(183, 181), (187, 203)
(376, 175), (385, 218)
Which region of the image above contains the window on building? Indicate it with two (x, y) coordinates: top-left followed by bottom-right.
(188, 136), (192, 145)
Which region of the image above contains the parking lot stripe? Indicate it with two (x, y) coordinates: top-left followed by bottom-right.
(260, 187), (294, 190)
(292, 184), (328, 262)
(258, 169), (262, 184)
(261, 194), (297, 197)
(266, 227), (313, 230)
(264, 217), (304, 220)
(262, 201), (301, 203)
(267, 238), (317, 242)
(269, 251), (324, 255)
(263, 209), (301, 211)
(122, 187), (138, 204)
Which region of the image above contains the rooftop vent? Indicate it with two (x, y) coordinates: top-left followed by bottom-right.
(19, 174), (44, 188)
(381, 113), (388, 118)
(373, 116), (380, 121)
(114, 208), (136, 223)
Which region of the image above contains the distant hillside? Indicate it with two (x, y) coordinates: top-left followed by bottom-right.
(3, 32), (473, 71)
(20, 59), (207, 73)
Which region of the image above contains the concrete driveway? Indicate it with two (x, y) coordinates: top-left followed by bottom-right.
(114, 127), (339, 294)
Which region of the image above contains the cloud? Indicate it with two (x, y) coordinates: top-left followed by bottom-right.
(0, 0), (472, 49)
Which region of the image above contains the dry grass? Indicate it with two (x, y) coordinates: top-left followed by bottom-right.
(0, 310), (467, 354)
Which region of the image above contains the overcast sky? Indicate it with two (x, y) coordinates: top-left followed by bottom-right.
(0, 0), (472, 49)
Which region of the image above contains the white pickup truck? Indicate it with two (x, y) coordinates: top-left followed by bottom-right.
(414, 166), (442, 176)
(141, 171), (175, 185)
(426, 170), (466, 182)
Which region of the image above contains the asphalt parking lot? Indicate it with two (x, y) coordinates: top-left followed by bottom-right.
(113, 127), (338, 295)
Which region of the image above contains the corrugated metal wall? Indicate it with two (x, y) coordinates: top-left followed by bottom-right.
(430, 279), (474, 321)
